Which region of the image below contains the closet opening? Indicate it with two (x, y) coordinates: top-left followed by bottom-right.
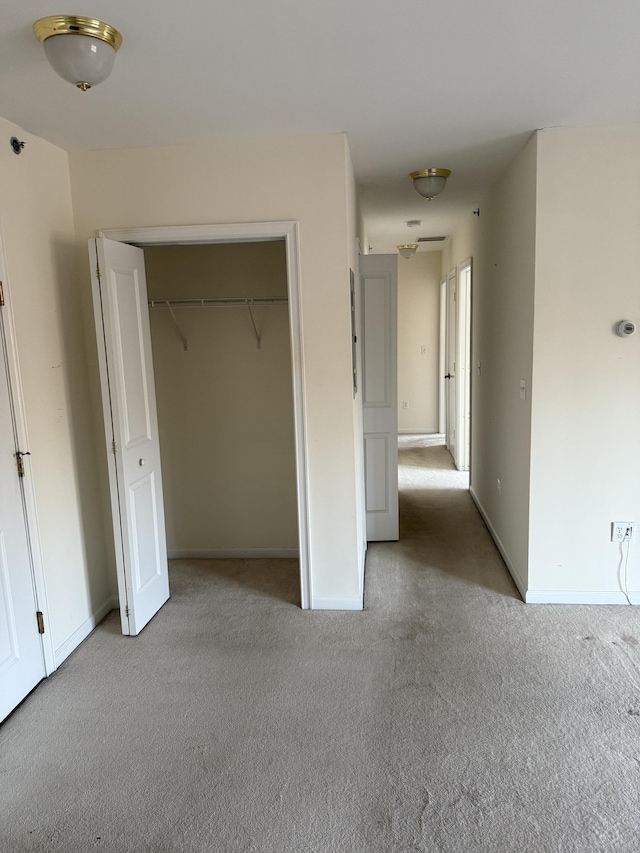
(144, 240), (300, 604)
(95, 221), (310, 625)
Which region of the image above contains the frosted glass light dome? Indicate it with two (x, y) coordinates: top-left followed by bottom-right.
(33, 16), (123, 91)
(397, 244), (418, 259)
(43, 34), (116, 89)
(410, 169), (451, 200)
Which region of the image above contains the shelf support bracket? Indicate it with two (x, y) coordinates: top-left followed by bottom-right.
(166, 302), (188, 351)
(247, 302), (261, 349)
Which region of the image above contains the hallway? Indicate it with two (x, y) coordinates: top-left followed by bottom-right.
(1, 441), (638, 852)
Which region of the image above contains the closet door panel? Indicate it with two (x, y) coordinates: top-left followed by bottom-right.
(89, 237), (169, 636)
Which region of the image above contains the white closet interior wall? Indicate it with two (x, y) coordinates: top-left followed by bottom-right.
(145, 241), (298, 555)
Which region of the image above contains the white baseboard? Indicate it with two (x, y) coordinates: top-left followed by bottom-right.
(54, 596), (118, 667)
(525, 590), (638, 605)
(311, 595), (364, 611)
(168, 548), (299, 559)
(470, 487), (639, 606)
(469, 486), (527, 601)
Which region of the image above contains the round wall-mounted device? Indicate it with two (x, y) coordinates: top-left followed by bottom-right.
(615, 320), (636, 337)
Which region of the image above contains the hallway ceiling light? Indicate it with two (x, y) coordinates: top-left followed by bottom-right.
(410, 168), (451, 200)
(397, 244), (418, 259)
(33, 15), (123, 91)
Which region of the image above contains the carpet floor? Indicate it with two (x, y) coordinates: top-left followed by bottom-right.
(2, 440), (639, 852)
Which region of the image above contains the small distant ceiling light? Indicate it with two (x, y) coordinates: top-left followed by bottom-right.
(397, 244), (418, 259)
(410, 168), (451, 200)
(33, 15), (123, 91)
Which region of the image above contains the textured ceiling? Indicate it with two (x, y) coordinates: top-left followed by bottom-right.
(2, 1), (639, 252)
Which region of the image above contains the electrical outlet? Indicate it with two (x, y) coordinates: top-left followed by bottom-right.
(612, 522), (635, 543)
(402, 401), (409, 409)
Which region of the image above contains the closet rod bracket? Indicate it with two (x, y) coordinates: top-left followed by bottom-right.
(167, 303), (188, 351)
(247, 303), (261, 349)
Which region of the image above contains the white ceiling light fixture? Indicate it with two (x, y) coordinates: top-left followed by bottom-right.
(33, 15), (123, 91)
(410, 168), (451, 200)
(397, 244), (418, 259)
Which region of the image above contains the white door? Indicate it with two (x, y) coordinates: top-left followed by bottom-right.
(445, 269), (457, 461)
(89, 238), (169, 636)
(0, 306), (45, 721)
(360, 254), (398, 541)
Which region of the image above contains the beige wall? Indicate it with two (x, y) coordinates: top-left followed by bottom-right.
(345, 141), (367, 580)
(145, 242), (297, 551)
(446, 125), (640, 602)
(529, 126), (640, 598)
(443, 134), (538, 591)
(397, 252), (442, 433)
(69, 133), (363, 606)
(0, 117), (110, 658)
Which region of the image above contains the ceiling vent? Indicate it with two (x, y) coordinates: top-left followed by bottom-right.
(417, 236), (447, 242)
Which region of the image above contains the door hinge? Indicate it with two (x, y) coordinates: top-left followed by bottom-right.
(125, 605), (130, 618)
(112, 439), (117, 454)
(36, 611), (45, 634)
(0, 281), (4, 307)
(16, 450), (31, 478)
(96, 258), (101, 280)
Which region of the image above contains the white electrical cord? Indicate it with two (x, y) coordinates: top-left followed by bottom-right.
(618, 539), (633, 605)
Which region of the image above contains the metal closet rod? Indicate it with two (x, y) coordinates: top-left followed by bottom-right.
(148, 296), (288, 351)
(148, 296), (288, 308)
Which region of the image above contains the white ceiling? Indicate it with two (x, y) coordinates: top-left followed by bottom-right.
(2, 1), (639, 253)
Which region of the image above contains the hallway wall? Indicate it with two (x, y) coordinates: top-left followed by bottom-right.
(444, 125), (640, 602)
(442, 134), (537, 594)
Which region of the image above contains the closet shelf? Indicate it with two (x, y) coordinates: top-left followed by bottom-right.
(148, 297), (288, 350)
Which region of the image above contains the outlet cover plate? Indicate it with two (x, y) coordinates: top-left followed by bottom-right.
(612, 522), (635, 542)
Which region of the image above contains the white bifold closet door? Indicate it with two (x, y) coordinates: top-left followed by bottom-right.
(360, 253), (399, 541)
(89, 238), (169, 636)
(0, 308), (45, 721)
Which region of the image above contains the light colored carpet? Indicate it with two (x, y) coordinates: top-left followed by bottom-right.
(2, 442), (639, 852)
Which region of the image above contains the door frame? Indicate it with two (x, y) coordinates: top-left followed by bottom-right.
(445, 267), (457, 456)
(438, 277), (446, 435)
(0, 227), (55, 674)
(98, 221), (311, 610)
(456, 259), (472, 473)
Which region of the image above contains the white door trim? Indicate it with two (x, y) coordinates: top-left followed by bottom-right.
(98, 222), (311, 610)
(456, 258), (472, 473)
(445, 267), (457, 456)
(438, 278), (446, 435)
(0, 226), (55, 674)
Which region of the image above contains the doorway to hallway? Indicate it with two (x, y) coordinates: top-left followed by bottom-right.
(395, 433), (515, 597)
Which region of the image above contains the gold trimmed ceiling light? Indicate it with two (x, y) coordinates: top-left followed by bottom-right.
(397, 244), (418, 259)
(410, 168), (451, 200)
(33, 15), (123, 91)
